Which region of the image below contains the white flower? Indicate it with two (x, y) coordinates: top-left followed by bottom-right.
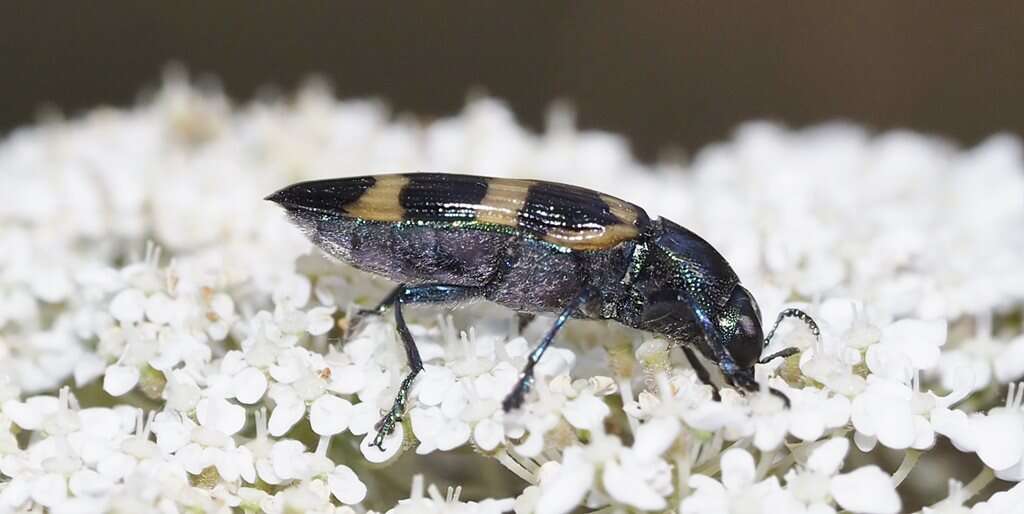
(327, 465), (367, 505)
(6, 74), (1024, 513)
(153, 398), (254, 483)
(681, 448), (791, 514)
(969, 479), (1024, 514)
(830, 466), (900, 514)
(534, 421), (674, 514)
(936, 382), (1024, 481)
(388, 475), (513, 514)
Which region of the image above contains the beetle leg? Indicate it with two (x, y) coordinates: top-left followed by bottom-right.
(503, 288), (594, 412)
(681, 345), (721, 401)
(371, 283), (480, 451)
(516, 313), (536, 334)
(759, 346), (800, 364)
(357, 285), (405, 317)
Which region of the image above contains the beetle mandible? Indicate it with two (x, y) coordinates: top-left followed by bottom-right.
(266, 173), (819, 450)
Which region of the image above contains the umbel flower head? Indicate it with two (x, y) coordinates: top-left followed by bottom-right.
(2, 72), (1024, 513)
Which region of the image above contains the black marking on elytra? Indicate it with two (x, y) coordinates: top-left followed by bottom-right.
(399, 173), (489, 223)
(518, 182), (621, 237)
(265, 176), (376, 215)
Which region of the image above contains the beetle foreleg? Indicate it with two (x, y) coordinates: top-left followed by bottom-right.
(503, 287), (595, 412)
(681, 345), (721, 401)
(371, 283), (480, 451)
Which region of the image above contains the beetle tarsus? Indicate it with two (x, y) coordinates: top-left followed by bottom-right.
(502, 372), (533, 412)
(372, 370), (418, 451)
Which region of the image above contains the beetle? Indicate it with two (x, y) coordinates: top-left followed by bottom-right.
(266, 172), (819, 450)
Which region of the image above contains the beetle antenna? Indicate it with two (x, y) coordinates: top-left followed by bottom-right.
(763, 308), (820, 348)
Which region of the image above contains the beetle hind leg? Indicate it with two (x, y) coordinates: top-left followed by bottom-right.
(370, 283), (480, 451)
(503, 288), (594, 412)
(358, 285), (405, 317)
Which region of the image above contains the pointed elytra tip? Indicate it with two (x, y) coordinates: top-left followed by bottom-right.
(264, 189), (286, 203)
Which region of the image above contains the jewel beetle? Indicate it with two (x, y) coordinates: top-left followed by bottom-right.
(266, 173), (819, 450)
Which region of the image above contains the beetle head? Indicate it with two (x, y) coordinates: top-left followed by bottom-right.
(717, 284), (764, 370)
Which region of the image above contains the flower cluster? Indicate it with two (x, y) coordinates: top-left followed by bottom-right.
(2, 72), (1024, 513)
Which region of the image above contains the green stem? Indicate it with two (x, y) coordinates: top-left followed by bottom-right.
(891, 449), (921, 487)
(963, 467), (995, 500)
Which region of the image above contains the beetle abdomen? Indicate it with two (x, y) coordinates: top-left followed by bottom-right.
(285, 215), (587, 311)
(268, 173), (650, 251)
(308, 218), (512, 287)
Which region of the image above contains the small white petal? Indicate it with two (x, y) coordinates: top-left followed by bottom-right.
(807, 438), (849, 476)
(417, 367), (455, 407)
(328, 465), (367, 505)
(360, 425), (404, 464)
(0, 477), (30, 509)
(633, 417), (681, 459)
(110, 289), (146, 324)
(233, 367), (268, 405)
(310, 395), (353, 436)
(213, 448), (242, 482)
(4, 396), (58, 430)
(274, 275), (311, 310)
(328, 365), (366, 395)
(972, 409), (1024, 471)
(602, 459), (668, 510)
(880, 318), (946, 371)
(854, 432), (878, 453)
(103, 365), (139, 397)
(411, 407), (443, 454)
(31, 473), (67, 507)
(268, 397), (305, 437)
(931, 407), (975, 452)
(270, 439), (309, 480)
(562, 394), (609, 430)
(537, 448), (594, 514)
(831, 466), (901, 514)
(720, 448), (756, 491)
(197, 397), (246, 436)
(306, 306), (335, 336)
(144, 293), (173, 324)
(73, 354), (108, 387)
(436, 421), (471, 451)
(348, 402), (379, 436)
(269, 350), (307, 384)
(473, 418), (504, 451)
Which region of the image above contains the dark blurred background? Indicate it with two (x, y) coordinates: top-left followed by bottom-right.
(3, 2), (1023, 160)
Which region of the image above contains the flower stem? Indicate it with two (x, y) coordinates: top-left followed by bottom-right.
(755, 449), (776, 481)
(495, 449), (538, 485)
(891, 449), (921, 487)
(963, 467), (995, 500)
